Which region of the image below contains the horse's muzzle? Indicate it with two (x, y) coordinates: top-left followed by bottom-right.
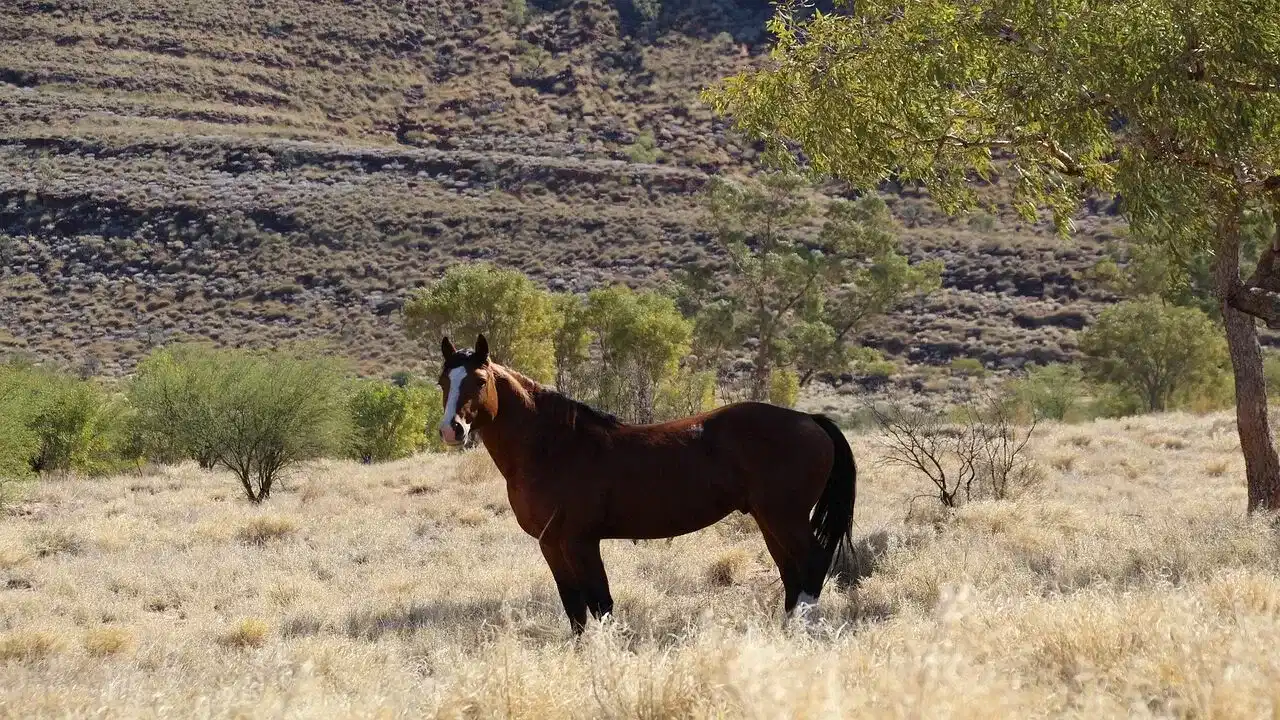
(440, 419), (468, 447)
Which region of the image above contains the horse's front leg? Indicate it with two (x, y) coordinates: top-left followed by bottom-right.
(566, 538), (614, 622)
(539, 539), (588, 634)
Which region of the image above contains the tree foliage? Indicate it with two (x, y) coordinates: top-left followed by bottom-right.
(131, 344), (350, 502)
(577, 285), (696, 423)
(705, 0), (1280, 511)
(348, 379), (440, 463)
(0, 367), (37, 503)
(403, 262), (561, 383)
(697, 172), (940, 400)
(1079, 298), (1229, 413)
(2, 366), (134, 477)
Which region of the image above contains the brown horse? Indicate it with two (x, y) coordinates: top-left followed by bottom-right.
(435, 334), (856, 634)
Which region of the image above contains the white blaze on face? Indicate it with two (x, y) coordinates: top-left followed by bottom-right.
(439, 365), (469, 444)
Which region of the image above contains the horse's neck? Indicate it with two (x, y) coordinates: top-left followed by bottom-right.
(477, 368), (540, 479)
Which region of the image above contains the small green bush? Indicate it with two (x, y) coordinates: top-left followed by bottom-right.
(3, 366), (134, 477)
(130, 344), (350, 502)
(656, 366), (717, 420)
(1011, 363), (1086, 421)
(949, 357), (986, 378)
(348, 379), (440, 463)
(0, 369), (37, 505)
(850, 346), (896, 378)
(626, 131), (661, 164)
(768, 368), (800, 408)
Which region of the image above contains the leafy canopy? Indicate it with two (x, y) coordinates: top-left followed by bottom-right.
(1079, 297), (1229, 413)
(705, 0), (1280, 237)
(693, 171), (939, 398)
(403, 262), (561, 383)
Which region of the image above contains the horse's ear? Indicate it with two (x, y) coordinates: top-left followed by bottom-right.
(475, 334), (489, 364)
(440, 336), (456, 359)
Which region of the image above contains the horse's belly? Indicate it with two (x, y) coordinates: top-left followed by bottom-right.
(599, 460), (741, 540)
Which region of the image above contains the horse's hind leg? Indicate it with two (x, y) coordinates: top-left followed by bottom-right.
(754, 514), (825, 618)
(540, 539), (588, 634)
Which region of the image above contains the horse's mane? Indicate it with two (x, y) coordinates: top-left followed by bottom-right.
(496, 365), (622, 438)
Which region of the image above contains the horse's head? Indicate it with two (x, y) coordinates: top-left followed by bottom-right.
(436, 334), (498, 447)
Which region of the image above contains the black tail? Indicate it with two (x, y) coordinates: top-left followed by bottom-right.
(806, 413), (857, 593)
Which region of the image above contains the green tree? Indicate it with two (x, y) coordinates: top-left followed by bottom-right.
(208, 350), (350, 503)
(551, 293), (593, 400)
(1080, 299), (1229, 413)
(1090, 212), (1272, 318)
(348, 379), (438, 463)
(129, 344), (224, 468)
(10, 368), (134, 477)
(582, 285), (694, 423)
(701, 173), (940, 400)
(131, 344), (349, 502)
(706, 0), (1280, 511)
(403, 262), (561, 383)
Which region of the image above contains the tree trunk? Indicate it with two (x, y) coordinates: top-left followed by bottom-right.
(751, 340), (771, 401)
(1216, 201), (1280, 513)
(1222, 308), (1280, 512)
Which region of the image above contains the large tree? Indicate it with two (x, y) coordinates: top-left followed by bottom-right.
(705, 0), (1280, 512)
(691, 171), (940, 401)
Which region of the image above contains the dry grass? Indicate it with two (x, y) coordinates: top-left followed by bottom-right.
(1, 410), (1278, 717)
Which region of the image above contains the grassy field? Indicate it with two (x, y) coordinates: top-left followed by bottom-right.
(2, 411), (1279, 717)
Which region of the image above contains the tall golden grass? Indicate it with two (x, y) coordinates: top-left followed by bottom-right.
(1, 411), (1278, 718)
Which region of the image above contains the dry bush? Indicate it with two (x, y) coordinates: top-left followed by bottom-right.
(219, 619), (269, 649)
(0, 631), (62, 664)
(235, 515), (298, 545)
(705, 548), (751, 587)
(28, 528), (85, 558)
(870, 395), (1040, 507)
(83, 627), (134, 657)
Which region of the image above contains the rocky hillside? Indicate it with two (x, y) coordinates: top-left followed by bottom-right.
(0, 0), (1126, 382)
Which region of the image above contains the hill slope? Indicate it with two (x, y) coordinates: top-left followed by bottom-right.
(0, 0), (1126, 381)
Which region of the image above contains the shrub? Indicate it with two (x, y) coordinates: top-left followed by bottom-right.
(4, 366), (133, 477)
(0, 369), (37, 505)
(626, 131), (661, 163)
(551, 292), (593, 401)
(131, 344), (350, 502)
(403, 262), (561, 383)
(127, 345), (223, 468)
(870, 394), (1040, 507)
(655, 366), (717, 420)
(949, 357), (987, 378)
(503, 0), (527, 26)
(581, 285), (694, 423)
(83, 627), (133, 657)
(849, 346), (896, 378)
(1011, 363), (1087, 421)
(237, 516), (298, 545)
(1079, 297), (1229, 413)
(348, 379), (437, 463)
(768, 368), (800, 408)
(219, 619), (269, 649)
(0, 630), (62, 663)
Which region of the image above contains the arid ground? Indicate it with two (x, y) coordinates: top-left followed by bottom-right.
(3, 413), (1279, 718)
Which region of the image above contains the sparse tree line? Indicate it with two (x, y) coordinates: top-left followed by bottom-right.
(0, 170), (1262, 512)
